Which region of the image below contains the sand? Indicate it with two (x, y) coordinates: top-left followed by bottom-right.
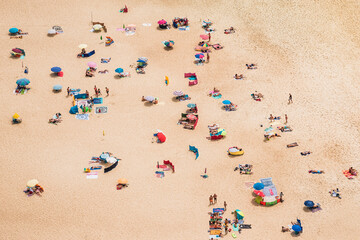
(1, 0), (360, 239)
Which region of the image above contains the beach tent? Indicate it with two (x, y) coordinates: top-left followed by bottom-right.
(235, 210), (244, 220)
(69, 105), (78, 114)
(189, 145), (199, 159)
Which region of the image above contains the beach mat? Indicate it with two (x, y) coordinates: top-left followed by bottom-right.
(76, 114), (89, 120)
(87, 173), (98, 179)
(95, 106), (108, 114)
(93, 98), (103, 104)
(209, 230), (221, 235)
(212, 94), (222, 99)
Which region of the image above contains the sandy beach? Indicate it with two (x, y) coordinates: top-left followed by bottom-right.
(1, 0), (360, 239)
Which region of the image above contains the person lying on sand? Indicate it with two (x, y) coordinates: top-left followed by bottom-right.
(349, 167), (358, 176)
(10, 35), (23, 39)
(224, 27), (235, 34)
(86, 69), (94, 77)
(309, 170), (324, 174)
(329, 189), (341, 199)
(301, 151), (312, 156)
(49, 113), (62, 124)
(246, 63), (257, 69)
(98, 70), (109, 74)
(234, 74), (244, 80)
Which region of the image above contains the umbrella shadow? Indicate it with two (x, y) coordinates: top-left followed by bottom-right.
(47, 34), (56, 37)
(303, 207), (312, 212)
(156, 26), (168, 31)
(50, 73), (59, 78)
(163, 47), (173, 51)
(171, 97), (179, 102)
(113, 75), (122, 79)
(144, 102), (154, 107)
(290, 232), (301, 237)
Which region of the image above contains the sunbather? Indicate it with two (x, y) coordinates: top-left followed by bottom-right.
(86, 69), (94, 77)
(246, 63), (257, 69)
(308, 170), (324, 174)
(224, 27), (235, 34)
(234, 74), (244, 79)
(301, 151), (312, 156)
(349, 167), (358, 176)
(329, 189), (341, 199)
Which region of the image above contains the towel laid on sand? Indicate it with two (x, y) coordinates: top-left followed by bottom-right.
(76, 114), (89, 120)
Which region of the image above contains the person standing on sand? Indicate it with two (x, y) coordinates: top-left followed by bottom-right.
(288, 93), (293, 104)
(213, 193), (217, 204)
(94, 85), (97, 96)
(270, 114), (274, 122)
(105, 87), (109, 96)
(285, 114), (288, 124)
(67, 87), (70, 96)
(208, 32), (211, 42)
(98, 88), (102, 96)
(224, 201), (227, 211)
(207, 52), (210, 63)
(209, 195), (214, 205)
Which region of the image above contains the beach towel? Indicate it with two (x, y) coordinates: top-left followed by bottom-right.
(213, 208), (224, 213)
(95, 106), (108, 114)
(81, 50), (95, 58)
(179, 26), (190, 31)
(87, 173), (98, 179)
(74, 93), (88, 99)
(69, 89), (80, 95)
(343, 170), (354, 179)
(232, 224), (239, 232)
(93, 98), (103, 104)
(75, 114), (89, 120)
(142, 23), (152, 27)
(210, 230), (221, 235)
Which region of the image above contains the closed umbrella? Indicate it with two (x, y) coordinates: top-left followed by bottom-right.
(253, 182), (264, 190)
(195, 53), (204, 58)
(12, 48), (22, 53)
(9, 28), (19, 34)
(93, 24), (103, 30)
(27, 179), (39, 188)
(187, 103), (196, 108)
(53, 85), (62, 91)
(186, 114), (197, 121)
(200, 34), (209, 40)
(304, 200), (315, 208)
(173, 90), (184, 96)
(292, 225), (302, 232)
(222, 100), (231, 105)
(253, 190), (265, 197)
(78, 44), (88, 49)
(144, 96), (155, 102)
(158, 19), (167, 25)
(51, 67), (62, 73)
(117, 178), (128, 184)
(16, 78), (30, 86)
(115, 68), (124, 73)
(87, 62), (97, 68)
(48, 29), (57, 34)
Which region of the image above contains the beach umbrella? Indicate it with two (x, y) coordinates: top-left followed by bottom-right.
(12, 48), (23, 53)
(158, 19), (167, 25)
(222, 100), (231, 105)
(253, 182), (264, 190)
(78, 44), (87, 49)
(139, 57), (148, 62)
(292, 225), (302, 232)
(115, 68), (124, 73)
(53, 85), (62, 91)
(304, 200), (315, 208)
(173, 90), (184, 96)
(87, 62), (97, 68)
(9, 28), (19, 34)
(16, 78), (30, 86)
(93, 24), (103, 30)
(137, 59), (146, 63)
(51, 67), (62, 73)
(195, 53), (204, 59)
(253, 190), (265, 197)
(13, 113), (19, 119)
(27, 179), (39, 188)
(228, 147), (239, 153)
(201, 43), (209, 47)
(117, 178), (128, 184)
(187, 103), (196, 108)
(106, 156), (118, 164)
(235, 210), (244, 220)
(157, 132), (166, 143)
(186, 114), (197, 121)
(144, 96), (155, 102)
(48, 29), (57, 34)
(200, 34), (209, 40)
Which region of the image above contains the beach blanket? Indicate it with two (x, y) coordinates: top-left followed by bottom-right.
(74, 93), (88, 99)
(343, 170), (354, 179)
(75, 114), (89, 120)
(213, 208), (224, 213)
(69, 89), (80, 95)
(93, 98), (103, 104)
(212, 94), (222, 99)
(142, 23), (152, 27)
(87, 173), (98, 179)
(209, 230), (221, 235)
(95, 106), (108, 114)
(179, 26), (190, 31)
(81, 50), (95, 58)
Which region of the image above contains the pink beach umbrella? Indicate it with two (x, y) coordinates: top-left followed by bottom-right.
(200, 34), (209, 40)
(186, 114), (197, 121)
(158, 19), (167, 25)
(253, 190), (265, 197)
(87, 62), (97, 68)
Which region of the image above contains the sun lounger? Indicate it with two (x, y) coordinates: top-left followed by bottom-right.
(239, 224), (251, 229)
(287, 142), (298, 148)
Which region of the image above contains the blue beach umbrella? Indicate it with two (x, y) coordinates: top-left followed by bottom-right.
(53, 85), (62, 91)
(253, 182), (264, 190)
(292, 225), (302, 232)
(51, 67), (62, 73)
(304, 200), (315, 208)
(222, 100), (231, 105)
(16, 78), (30, 86)
(115, 68), (124, 73)
(137, 59), (146, 63)
(9, 28), (19, 34)
(187, 103), (196, 108)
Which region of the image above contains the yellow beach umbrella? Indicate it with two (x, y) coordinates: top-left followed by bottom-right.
(117, 178), (128, 184)
(27, 179), (39, 188)
(13, 113), (19, 119)
(93, 24), (103, 30)
(78, 44), (88, 49)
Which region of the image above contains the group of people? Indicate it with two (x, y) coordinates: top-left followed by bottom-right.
(172, 17), (188, 28)
(235, 164), (253, 174)
(49, 113), (62, 124)
(224, 27), (235, 34)
(23, 184), (44, 197)
(86, 67), (97, 77)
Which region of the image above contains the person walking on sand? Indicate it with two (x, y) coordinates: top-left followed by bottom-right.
(209, 195), (214, 205)
(208, 32), (211, 42)
(94, 85), (97, 95)
(288, 93), (293, 104)
(207, 52), (210, 63)
(67, 87), (70, 96)
(285, 114), (288, 124)
(98, 88), (102, 96)
(224, 225), (228, 234)
(85, 90), (89, 97)
(105, 87), (109, 96)
(213, 193), (217, 204)
(270, 114), (274, 122)
(224, 201), (227, 211)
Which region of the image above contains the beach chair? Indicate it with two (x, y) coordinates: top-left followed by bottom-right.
(79, 50), (95, 58)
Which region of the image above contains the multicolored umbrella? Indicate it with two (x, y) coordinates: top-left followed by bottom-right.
(195, 53), (204, 59)
(173, 90), (184, 96)
(16, 78), (30, 86)
(51, 67), (62, 73)
(87, 62), (97, 68)
(186, 114), (197, 121)
(115, 68), (124, 73)
(9, 28), (19, 34)
(158, 19), (167, 25)
(200, 43), (209, 47)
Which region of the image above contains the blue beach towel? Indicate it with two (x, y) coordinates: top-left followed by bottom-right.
(93, 98), (103, 104)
